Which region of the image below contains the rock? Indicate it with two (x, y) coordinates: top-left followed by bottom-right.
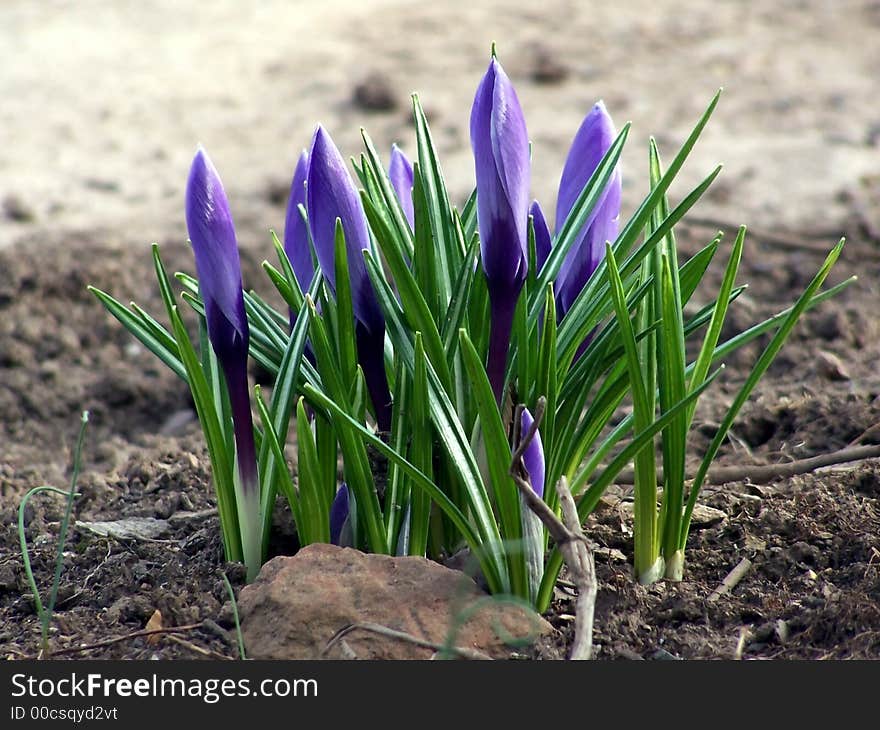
(530, 46), (569, 84)
(238, 544), (553, 660)
(0, 563), (18, 593)
(75, 517), (170, 541)
(688, 503), (728, 528)
(620, 501), (726, 529)
(2, 194), (35, 222)
(816, 349), (850, 381)
(352, 72), (398, 112)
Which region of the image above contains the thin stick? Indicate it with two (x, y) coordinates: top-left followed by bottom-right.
(509, 397), (597, 660)
(613, 444), (880, 486)
(43, 623), (204, 658)
(556, 477), (597, 661)
(322, 622), (492, 660)
(165, 634), (234, 660)
(708, 557), (752, 603)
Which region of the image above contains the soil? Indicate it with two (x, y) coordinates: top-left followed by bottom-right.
(1, 0), (879, 660)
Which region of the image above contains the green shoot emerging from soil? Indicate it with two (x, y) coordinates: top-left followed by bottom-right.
(90, 52), (852, 611)
(18, 410), (89, 657)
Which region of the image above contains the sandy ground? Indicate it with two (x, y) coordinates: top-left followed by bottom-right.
(1, 0), (878, 255)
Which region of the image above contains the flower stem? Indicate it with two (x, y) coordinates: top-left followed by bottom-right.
(224, 358), (262, 583)
(356, 323), (392, 434)
(487, 290), (518, 404)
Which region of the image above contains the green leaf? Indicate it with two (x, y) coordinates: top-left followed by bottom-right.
(169, 305), (241, 562)
(253, 385), (300, 527)
(361, 200), (453, 394)
(687, 226), (745, 418)
(536, 365), (724, 612)
(305, 296), (386, 553)
(605, 244), (660, 583)
(88, 287), (186, 381)
(332, 219), (359, 394)
(408, 334), (432, 556)
(459, 330), (528, 599)
(360, 131), (414, 258)
(681, 239), (846, 548)
(412, 95), (460, 309)
(530, 123), (631, 321)
(303, 382), (505, 594)
(556, 164), (723, 361)
(296, 397), (330, 545)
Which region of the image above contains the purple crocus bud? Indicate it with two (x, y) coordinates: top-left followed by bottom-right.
(470, 57), (530, 402)
(554, 101), (622, 319)
(283, 148), (314, 295)
(185, 147), (261, 579)
(529, 200), (552, 273)
(519, 407), (545, 499)
(388, 144), (414, 228)
(329, 483), (350, 546)
(307, 126), (392, 432)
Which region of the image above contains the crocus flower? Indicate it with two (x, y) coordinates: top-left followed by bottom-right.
(185, 147), (261, 580)
(519, 407), (545, 499)
(554, 101), (622, 320)
(518, 406), (546, 602)
(470, 57), (530, 402)
(329, 483), (350, 546)
(283, 148), (314, 296)
(307, 126), (392, 432)
(388, 144), (414, 229)
(530, 200), (552, 273)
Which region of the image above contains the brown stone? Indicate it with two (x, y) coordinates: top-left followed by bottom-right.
(238, 544), (553, 660)
(352, 71), (398, 112)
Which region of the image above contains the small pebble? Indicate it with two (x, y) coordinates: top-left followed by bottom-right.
(353, 72), (398, 112)
(530, 47), (569, 84)
(2, 194), (35, 222)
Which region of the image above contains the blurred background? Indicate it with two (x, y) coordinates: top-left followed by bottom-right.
(1, 0), (877, 253)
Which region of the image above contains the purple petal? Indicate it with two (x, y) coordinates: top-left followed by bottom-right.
(470, 58), (530, 291)
(530, 200), (552, 272)
(519, 408), (545, 499)
(329, 483), (350, 546)
(556, 167), (621, 317)
(185, 147), (249, 363)
(356, 322), (392, 433)
(471, 58), (531, 402)
(185, 148), (257, 509)
(555, 101), (618, 237)
(554, 102), (622, 318)
(283, 148), (314, 293)
(388, 144), (414, 228)
(306, 126), (384, 335)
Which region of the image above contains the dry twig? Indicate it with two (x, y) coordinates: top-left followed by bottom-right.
(613, 444), (880, 487)
(322, 622), (492, 660)
(165, 633), (234, 660)
(43, 622), (204, 658)
(510, 398), (597, 660)
(708, 557), (752, 603)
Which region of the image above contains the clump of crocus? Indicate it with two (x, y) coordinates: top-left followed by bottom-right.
(307, 126), (393, 432)
(554, 101), (622, 320)
(185, 147), (262, 581)
(470, 57), (531, 403)
(388, 145), (415, 229)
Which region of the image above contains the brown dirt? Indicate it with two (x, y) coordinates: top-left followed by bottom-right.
(1, 0), (879, 660)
